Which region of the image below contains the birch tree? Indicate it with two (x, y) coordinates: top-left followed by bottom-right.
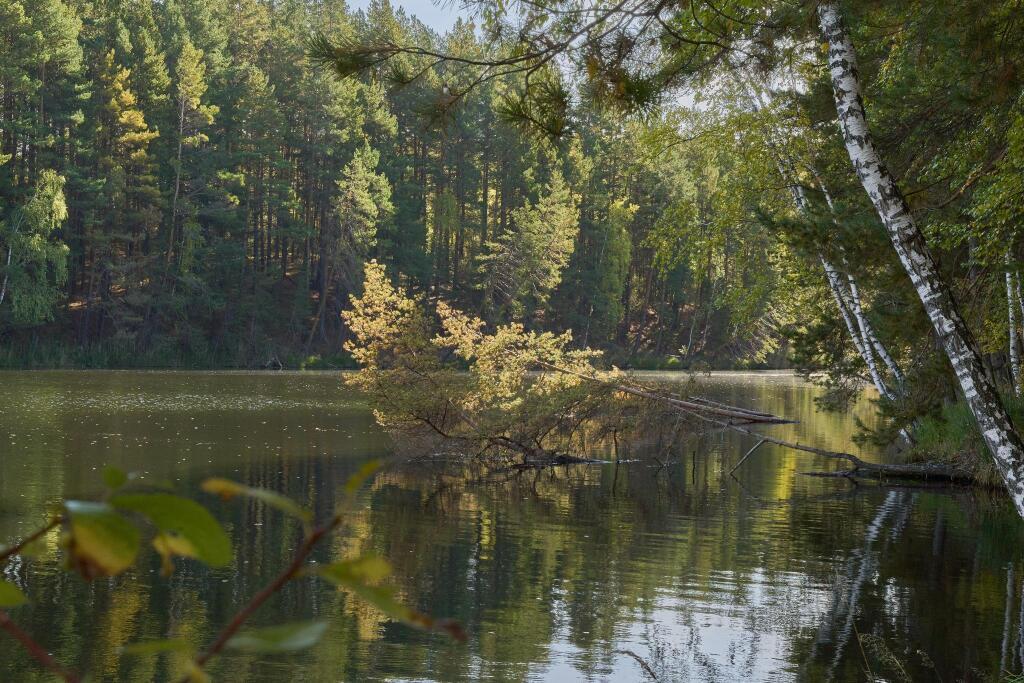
(733, 75), (902, 400)
(1007, 253), (1021, 395)
(817, 2), (1024, 515)
(0, 170), (69, 323)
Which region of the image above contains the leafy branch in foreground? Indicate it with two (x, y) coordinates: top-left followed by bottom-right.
(0, 462), (463, 682)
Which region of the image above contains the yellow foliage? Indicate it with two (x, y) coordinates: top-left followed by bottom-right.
(344, 261), (625, 462)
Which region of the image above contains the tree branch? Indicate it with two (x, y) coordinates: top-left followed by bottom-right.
(180, 515), (342, 681)
(0, 518), (60, 565)
(0, 610), (81, 683)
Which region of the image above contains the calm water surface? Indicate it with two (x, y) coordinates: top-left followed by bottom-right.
(1, 370), (1022, 682)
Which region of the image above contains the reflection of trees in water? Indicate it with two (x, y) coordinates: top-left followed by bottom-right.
(4, 444), (1024, 681)
(355, 459), (865, 680)
(794, 489), (1024, 682)
(810, 491), (913, 680)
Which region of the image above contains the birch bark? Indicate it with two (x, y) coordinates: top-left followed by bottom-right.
(1016, 272), (1024, 337)
(821, 255), (893, 399)
(819, 2), (1024, 515)
(1007, 253), (1021, 395)
(814, 177), (906, 387)
(734, 73), (901, 397)
(0, 245), (12, 307)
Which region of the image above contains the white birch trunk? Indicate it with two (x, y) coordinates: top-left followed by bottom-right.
(0, 212), (25, 308)
(814, 177), (906, 387)
(821, 256), (893, 399)
(819, 2), (1024, 516)
(1016, 271), (1024, 338)
(735, 73), (901, 398)
(0, 244), (12, 308)
(1008, 253), (1021, 395)
(845, 271), (905, 385)
(768, 133), (895, 399)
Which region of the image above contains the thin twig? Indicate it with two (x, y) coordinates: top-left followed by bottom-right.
(729, 438), (765, 474)
(0, 518), (61, 565)
(180, 515), (342, 681)
(0, 610), (81, 683)
(617, 648), (659, 680)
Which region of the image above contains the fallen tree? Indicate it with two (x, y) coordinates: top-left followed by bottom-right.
(539, 360), (977, 484)
(344, 262), (792, 466)
(345, 261), (977, 484)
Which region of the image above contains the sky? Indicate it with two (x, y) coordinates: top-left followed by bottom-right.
(346, 0), (463, 32)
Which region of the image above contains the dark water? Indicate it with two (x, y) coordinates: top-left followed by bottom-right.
(0, 370), (1022, 682)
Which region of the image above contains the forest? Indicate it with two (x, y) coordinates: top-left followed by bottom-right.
(1, 0), (794, 371)
(5, 0), (1024, 680)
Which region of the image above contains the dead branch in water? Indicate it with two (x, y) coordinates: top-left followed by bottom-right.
(731, 423), (973, 482)
(538, 361), (975, 484)
(535, 361), (795, 425)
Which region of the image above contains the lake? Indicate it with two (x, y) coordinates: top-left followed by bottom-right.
(0, 370), (1021, 681)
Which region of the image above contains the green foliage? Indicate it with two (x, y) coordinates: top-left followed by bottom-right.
(111, 492), (232, 570)
(226, 621), (329, 653)
(202, 477), (313, 525)
(338, 144), (393, 257)
(315, 556), (465, 640)
(102, 465), (129, 490)
(2, 461), (461, 680)
(0, 170), (70, 324)
(345, 260), (647, 462)
(63, 500), (141, 578)
(907, 393), (1024, 486)
(1, 0), (797, 372)
(0, 580), (27, 608)
(479, 170), (579, 318)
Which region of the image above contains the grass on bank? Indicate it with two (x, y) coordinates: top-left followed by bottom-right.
(908, 393), (1024, 487)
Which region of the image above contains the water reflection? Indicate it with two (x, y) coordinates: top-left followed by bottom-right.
(0, 370), (1021, 681)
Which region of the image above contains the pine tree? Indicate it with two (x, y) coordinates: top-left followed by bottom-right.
(77, 49), (161, 340)
(167, 38), (217, 273)
(479, 171), (579, 320)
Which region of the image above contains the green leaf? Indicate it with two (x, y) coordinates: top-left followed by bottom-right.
(316, 557), (466, 641)
(111, 494), (231, 568)
(344, 459), (382, 495)
(103, 466), (128, 490)
(152, 533), (195, 577)
(120, 638), (192, 656)
(201, 478), (312, 524)
(225, 621), (329, 653)
(316, 555), (392, 584)
(0, 580), (27, 607)
(64, 500), (140, 578)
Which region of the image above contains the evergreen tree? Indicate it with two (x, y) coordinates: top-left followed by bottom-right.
(479, 171), (578, 320)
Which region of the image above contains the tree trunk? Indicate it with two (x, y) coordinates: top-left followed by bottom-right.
(168, 98), (185, 269)
(0, 244), (13, 307)
(814, 175), (905, 387)
(819, 1), (1024, 516)
(1008, 252), (1021, 395)
(1016, 272), (1024, 342)
(821, 256), (893, 399)
(843, 267), (904, 385)
(735, 73), (902, 396)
